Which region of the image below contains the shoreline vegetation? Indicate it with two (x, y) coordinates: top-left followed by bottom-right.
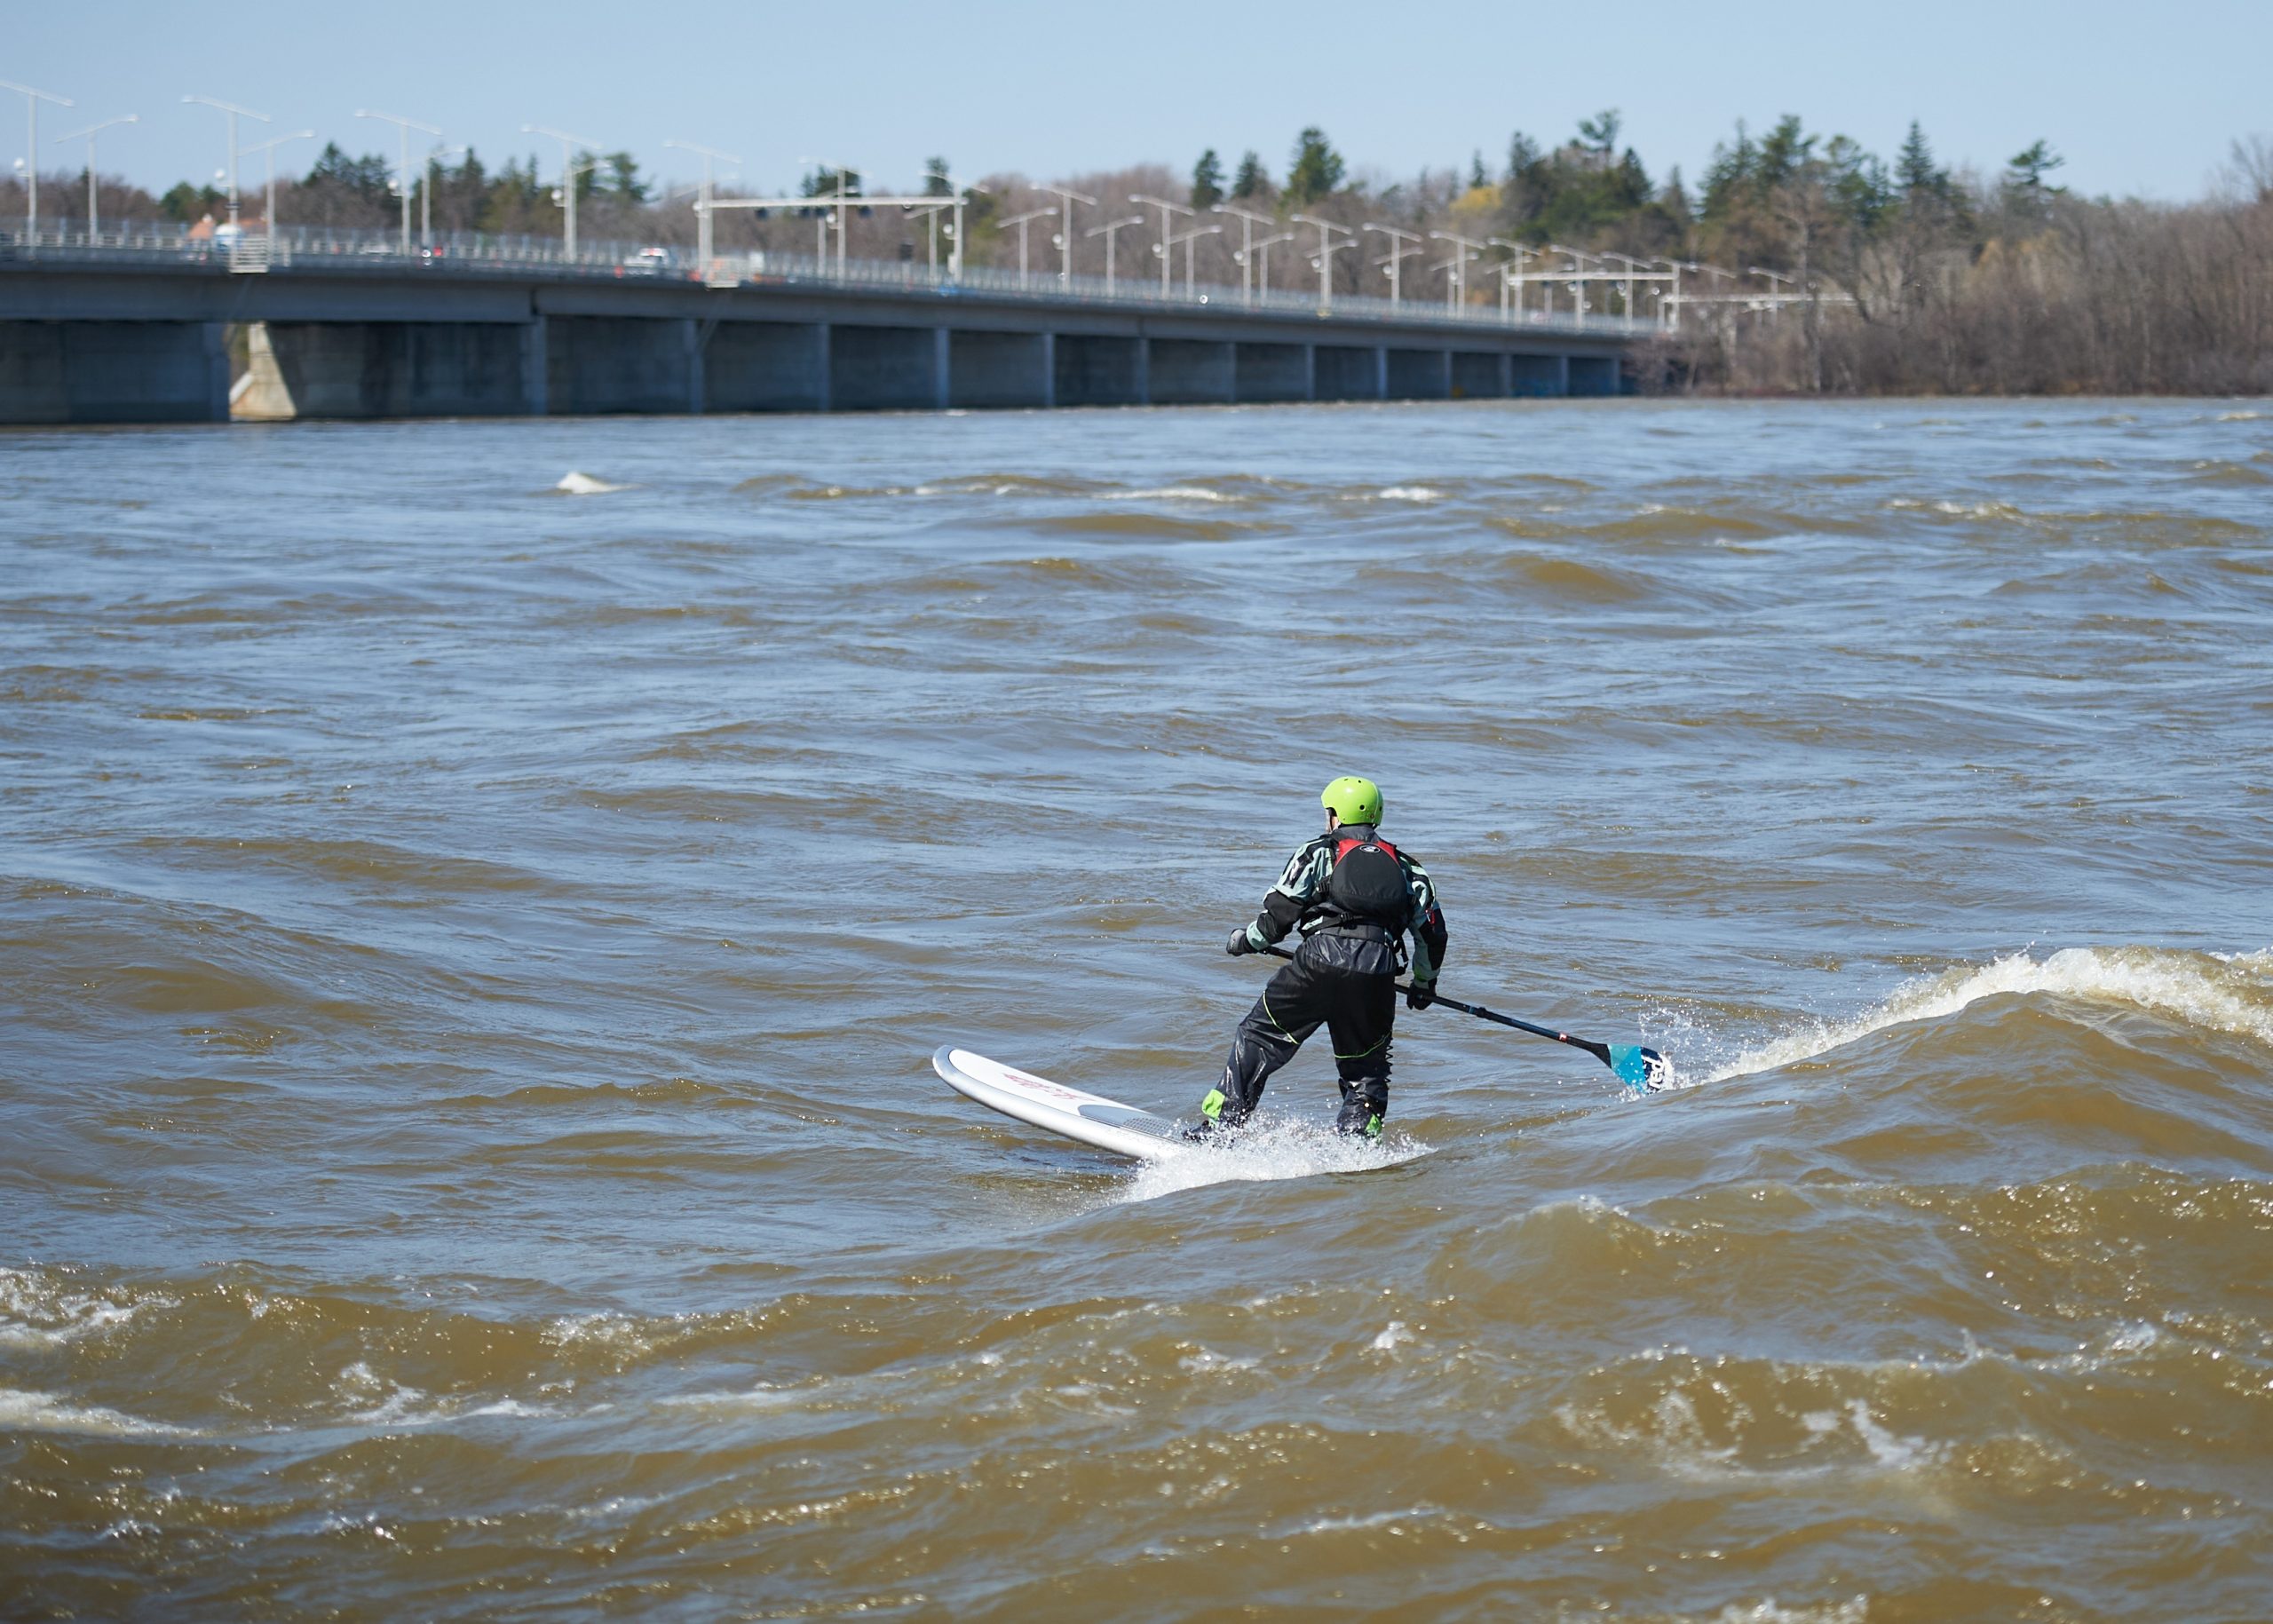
(7, 115), (2269, 397)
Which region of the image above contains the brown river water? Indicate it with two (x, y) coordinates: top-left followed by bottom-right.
(3, 398), (2270, 1620)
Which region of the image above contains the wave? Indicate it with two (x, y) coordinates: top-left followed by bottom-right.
(1100, 485), (1243, 503)
(1707, 946), (2273, 1083)
(0, 1386), (193, 1438)
(1001, 511), (1252, 542)
(0, 1266), (170, 1350)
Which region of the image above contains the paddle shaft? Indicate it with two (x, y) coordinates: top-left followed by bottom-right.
(1259, 943), (1621, 1070)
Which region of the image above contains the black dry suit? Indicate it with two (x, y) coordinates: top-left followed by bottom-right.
(1208, 823), (1448, 1137)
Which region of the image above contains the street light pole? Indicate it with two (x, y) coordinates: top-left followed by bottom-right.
(52, 112), (133, 241)
(1239, 229), (1294, 297)
(1084, 213), (1144, 293)
(796, 158), (865, 280)
(666, 139), (742, 273)
(2, 80), (73, 244)
(1428, 230), (1485, 313)
(1747, 265), (1794, 321)
(1166, 223), (1222, 297)
(1363, 221), (1422, 306)
(239, 129), (313, 249)
(182, 94), (266, 232)
(929, 173), (986, 281)
(1289, 213), (1355, 307)
(1488, 237), (1538, 321)
(526, 124), (601, 260)
(1000, 206), (1054, 287)
(1129, 192), (1192, 296)
(357, 110), (440, 255)
(1212, 201), (1276, 305)
(1548, 243), (1603, 326)
(1038, 183), (1094, 288)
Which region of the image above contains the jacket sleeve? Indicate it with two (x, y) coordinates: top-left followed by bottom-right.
(1403, 855), (1448, 983)
(1245, 840), (1330, 949)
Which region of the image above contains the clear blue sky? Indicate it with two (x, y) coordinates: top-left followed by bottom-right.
(12, 0), (2269, 202)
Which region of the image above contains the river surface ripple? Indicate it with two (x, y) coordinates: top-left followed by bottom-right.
(3, 399), (2270, 1620)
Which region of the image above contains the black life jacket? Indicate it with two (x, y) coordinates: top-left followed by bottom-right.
(1324, 835), (1409, 931)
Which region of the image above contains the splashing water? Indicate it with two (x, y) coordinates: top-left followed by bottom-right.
(1116, 1117), (1433, 1204)
(1704, 945), (2273, 1084)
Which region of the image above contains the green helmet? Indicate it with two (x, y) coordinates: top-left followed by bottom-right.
(1321, 775), (1383, 826)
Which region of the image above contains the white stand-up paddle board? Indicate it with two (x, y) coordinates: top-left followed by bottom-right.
(932, 1046), (1194, 1162)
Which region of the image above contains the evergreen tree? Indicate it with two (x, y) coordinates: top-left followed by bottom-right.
(304, 142), (392, 204)
(801, 165), (863, 198)
(1824, 135), (1891, 231)
(1191, 148), (1224, 209)
(604, 152), (648, 203)
(1468, 149), (1489, 190)
(1896, 121), (1948, 200)
(160, 180), (221, 222)
(1231, 149), (1268, 199)
(1576, 109), (1621, 162)
(923, 156), (953, 197)
(1754, 115), (1813, 194)
(1284, 127), (1345, 204)
(2002, 139), (2063, 194)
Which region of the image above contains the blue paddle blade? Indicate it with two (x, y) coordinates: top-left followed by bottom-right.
(1609, 1044), (1669, 1095)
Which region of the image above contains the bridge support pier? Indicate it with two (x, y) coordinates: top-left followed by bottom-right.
(1385, 348), (1452, 400)
(1311, 345), (1383, 401)
(828, 324), (945, 411)
(546, 316), (701, 415)
(520, 318), (548, 415)
(1451, 352), (1507, 399)
(948, 330), (1052, 409)
(1569, 354), (1621, 396)
(1147, 338), (1235, 405)
(704, 321), (829, 412)
(1055, 335), (1145, 407)
(0, 320), (228, 424)
(1510, 353), (1567, 396)
(1234, 341), (1311, 404)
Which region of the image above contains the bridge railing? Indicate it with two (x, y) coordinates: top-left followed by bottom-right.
(0, 221), (1661, 337)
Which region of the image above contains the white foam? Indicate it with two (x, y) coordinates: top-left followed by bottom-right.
(554, 471), (630, 495)
(1800, 1398), (1939, 1471)
(1708, 945), (2273, 1083)
(0, 1268), (166, 1349)
(1116, 1118), (1431, 1204)
(1105, 486), (1235, 503)
(2214, 409), (2263, 422)
(1375, 486), (1444, 502)
(0, 1386), (192, 1438)
(1369, 1320), (1413, 1352)
(1708, 1601), (1870, 1624)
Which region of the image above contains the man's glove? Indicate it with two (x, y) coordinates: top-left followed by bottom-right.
(1406, 978), (1437, 1010)
(1225, 926), (1256, 956)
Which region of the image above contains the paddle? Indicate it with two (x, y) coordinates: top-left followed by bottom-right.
(1258, 944), (1668, 1094)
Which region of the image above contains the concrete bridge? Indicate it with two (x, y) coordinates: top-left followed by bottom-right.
(0, 242), (1645, 425)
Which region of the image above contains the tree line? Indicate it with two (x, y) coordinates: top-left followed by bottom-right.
(7, 117), (2268, 393)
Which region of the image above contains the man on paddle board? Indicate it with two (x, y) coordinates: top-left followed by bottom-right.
(1197, 776), (1448, 1141)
